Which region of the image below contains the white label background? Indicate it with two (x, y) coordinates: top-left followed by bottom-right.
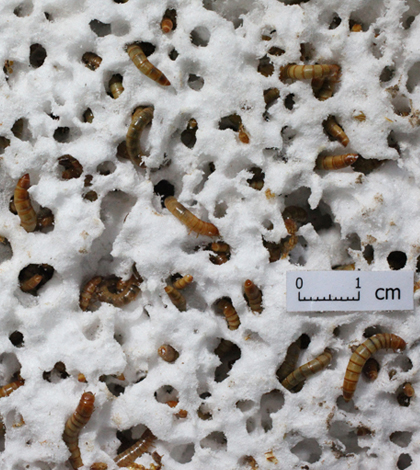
(286, 271), (414, 312)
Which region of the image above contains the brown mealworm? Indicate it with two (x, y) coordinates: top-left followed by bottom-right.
(343, 333), (406, 402)
(238, 123), (250, 144)
(20, 274), (43, 292)
(79, 276), (103, 311)
(58, 155), (83, 179)
(316, 153), (358, 170)
(362, 357), (380, 381)
(264, 87), (280, 106)
(164, 285), (186, 311)
(324, 117), (349, 147)
(211, 242), (230, 253)
(83, 109), (94, 123)
(280, 64), (340, 81)
(217, 299), (240, 330)
(244, 280), (263, 313)
(281, 348), (332, 391)
(165, 196), (219, 237)
(172, 274), (193, 290)
(82, 52), (102, 71)
(127, 44), (170, 86)
(96, 275), (141, 307)
(276, 338), (302, 382)
(90, 464), (108, 470)
(158, 344), (179, 363)
(63, 392), (95, 469)
(161, 18), (173, 33)
(126, 106), (154, 167)
(0, 377), (24, 398)
(114, 428), (156, 467)
(14, 174), (37, 232)
(109, 74), (124, 99)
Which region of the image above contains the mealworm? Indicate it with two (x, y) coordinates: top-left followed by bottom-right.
(343, 333), (406, 402)
(264, 87), (280, 107)
(0, 377), (24, 398)
(158, 344), (179, 363)
(97, 275), (141, 307)
(215, 339), (234, 357)
(247, 167), (264, 191)
(211, 242), (230, 253)
(217, 299), (240, 330)
(83, 108), (94, 123)
(281, 348), (332, 391)
(14, 174), (37, 232)
(82, 52), (102, 71)
(238, 123), (250, 144)
(280, 64), (340, 81)
(161, 18), (173, 33)
(114, 428), (156, 467)
(109, 74), (124, 99)
(58, 155), (83, 179)
(165, 196), (219, 237)
(324, 117), (349, 147)
(397, 382), (415, 407)
(351, 23), (363, 32)
(3, 60), (13, 75)
(316, 154), (358, 170)
(78, 373), (87, 383)
(281, 218), (298, 259)
(244, 280), (263, 313)
(37, 207), (54, 230)
(63, 392), (95, 469)
(276, 338), (301, 382)
(172, 274), (193, 290)
(312, 76), (336, 101)
(333, 263), (355, 271)
(127, 44), (170, 86)
(362, 357), (380, 381)
(164, 285), (186, 311)
(20, 274), (43, 293)
(79, 276), (103, 311)
(90, 464), (108, 470)
(210, 254), (229, 265)
(126, 106), (154, 167)
(166, 400), (179, 408)
(282, 206), (307, 223)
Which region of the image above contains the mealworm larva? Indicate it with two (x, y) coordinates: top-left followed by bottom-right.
(264, 87), (280, 107)
(244, 280), (263, 313)
(362, 357), (380, 381)
(126, 106), (154, 167)
(210, 254), (229, 265)
(14, 174), (37, 232)
(324, 117), (349, 147)
(90, 463), (108, 470)
(114, 428), (156, 467)
(77, 373), (87, 383)
(211, 242), (230, 253)
(402, 382), (415, 397)
(158, 344), (179, 363)
(20, 274), (43, 292)
(164, 285), (186, 311)
(280, 218), (298, 259)
(281, 348), (332, 391)
(165, 196), (219, 237)
(82, 52), (102, 71)
(63, 392), (95, 469)
(217, 299), (240, 330)
(238, 123), (250, 144)
(37, 207), (54, 230)
(79, 276), (103, 311)
(397, 382), (415, 407)
(316, 153), (358, 170)
(83, 108), (94, 123)
(333, 263), (356, 271)
(127, 44), (170, 86)
(172, 274), (193, 290)
(97, 275), (141, 308)
(313, 77), (336, 101)
(282, 206), (307, 223)
(109, 74), (124, 99)
(3, 60), (13, 75)
(247, 167), (265, 191)
(161, 17), (173, 33)
(343, 333), (406, 402)
(58, 155), (83, 179)
(0, 377), (24, 398)
(276, 338), (301, 382)
(280, 64), (340, 81)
